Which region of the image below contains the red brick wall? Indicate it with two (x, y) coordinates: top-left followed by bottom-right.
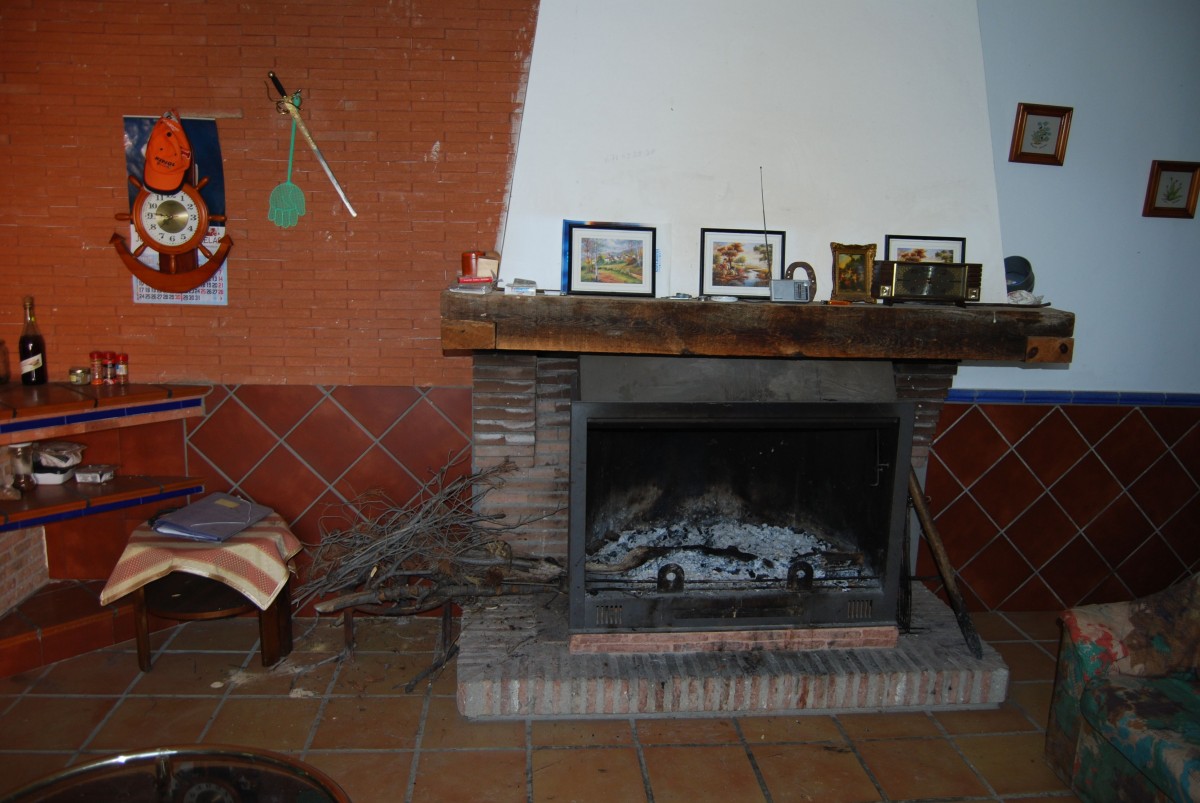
(0, 0), (539, 387)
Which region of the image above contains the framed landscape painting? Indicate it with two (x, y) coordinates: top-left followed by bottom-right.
(700, 228), (785, 298)
(565, 222), (656, 296)
(883, 235), (966, 264)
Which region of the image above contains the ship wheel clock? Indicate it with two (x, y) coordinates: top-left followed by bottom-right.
(110, 112), (233, 293)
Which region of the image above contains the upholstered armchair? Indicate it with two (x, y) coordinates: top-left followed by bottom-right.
(1045, 573), (1200, 801)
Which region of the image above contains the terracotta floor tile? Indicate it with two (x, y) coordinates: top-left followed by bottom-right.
(350, 615), (443, 652)
(1002, 610), (1064, 642)
(956, 732), (1070, 795)
(39, 615), (115, 665)
(427, 665), (457, 695)
(164, 617), (261, 652)
(855, 737), (989, 799)
(738, 713), (844, 744)
(202, 697), (322, 751)
(933, 701), (1039, 735)
(836, 711), (940, 740)
(330, 652), (438, 696)
(87, 696), (217, 750)
(531, 747), (646, 803)
(992, 641), (1058, 683)
(0, 608), (1083, 802)
(0, 633), (44, 681)
(31, 649), (140, 695)
(311, 696), (425, 749)
(287, 620), (354, 654)
(0, 696), (116, 750)
(751, 742), (881, 803)
(130, 652), (251, 695)
(16, 583), (103, 628)
(421, 696), (526, 749)
(532, 718), (633, 747)
(972, 611), (1025, 642)
(0, 664), (42, 695)
(0, 752), (75, 797)
(304, 750), (413, 803)
(411, 748), (527, 802)
(225, 651), (339, 696)
(1008, 681), (1055, 726)
(634, 716), (740, 744)
(643, 744), (766, 803)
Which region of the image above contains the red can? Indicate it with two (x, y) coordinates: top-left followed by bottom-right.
(461, 250), (486, 277)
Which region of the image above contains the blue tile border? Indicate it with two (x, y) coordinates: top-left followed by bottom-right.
(947, 389), (1200, 408)
(0, 484), (202, 534)
(0, 397), (203, 438)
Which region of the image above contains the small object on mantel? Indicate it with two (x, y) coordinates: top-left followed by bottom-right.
(477, 255), (500, 280)
(505, 278), (538, 296)
(1007, 290), (1047, 306)
(449, 282), (494, 296)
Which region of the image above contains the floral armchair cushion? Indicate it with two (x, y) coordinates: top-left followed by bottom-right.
(1047, 574), (1200, 801)
(1064, 573), (1200, 681)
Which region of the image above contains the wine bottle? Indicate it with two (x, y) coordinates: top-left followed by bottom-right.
(19, 296), (47, 386)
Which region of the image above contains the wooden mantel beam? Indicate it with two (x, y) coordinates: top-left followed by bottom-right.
(441, 291), (1075, 364)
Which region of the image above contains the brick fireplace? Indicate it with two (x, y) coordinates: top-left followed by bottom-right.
(445, 292), (1074, 717)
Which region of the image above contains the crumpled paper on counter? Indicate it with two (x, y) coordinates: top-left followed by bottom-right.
(1007, 290), (1046, 306)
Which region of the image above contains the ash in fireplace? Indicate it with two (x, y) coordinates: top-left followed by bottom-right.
(585, 521), (872, 584)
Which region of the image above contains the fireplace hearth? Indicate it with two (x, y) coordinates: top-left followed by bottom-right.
(569, 400), (915, 634)
(441, 293), (1070, 716)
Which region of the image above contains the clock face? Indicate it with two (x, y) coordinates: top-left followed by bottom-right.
(898, 264), (961, 297)
(132, 183), (208, 254)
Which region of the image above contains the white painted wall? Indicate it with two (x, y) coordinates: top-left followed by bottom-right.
(962, 0), (1200, 393)
(501, 0), (1200, 394)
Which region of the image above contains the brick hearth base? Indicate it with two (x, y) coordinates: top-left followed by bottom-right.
(569, 624), (899, 654)
(456, 583), (1007, 719)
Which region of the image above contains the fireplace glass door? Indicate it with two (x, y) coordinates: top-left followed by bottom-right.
(569, 401), (915, 633)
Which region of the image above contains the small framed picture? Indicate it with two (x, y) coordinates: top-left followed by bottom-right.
(1008, 103), (1072, 166)
(883, 235), (966, 264)
(700, 228), (785, 298)
(830, 242), (876, 302)
(565, 222), (656, 296)
(1142, 160), (1200, 219)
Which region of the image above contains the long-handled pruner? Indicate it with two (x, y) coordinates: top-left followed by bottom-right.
(268, 71), (357, 217)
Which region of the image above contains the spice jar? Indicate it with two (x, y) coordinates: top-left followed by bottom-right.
(11, 442), (35, 492)
(90, 351), (103, 385)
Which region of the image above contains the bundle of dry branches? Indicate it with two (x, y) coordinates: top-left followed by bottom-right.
(294, 459), (563, 615)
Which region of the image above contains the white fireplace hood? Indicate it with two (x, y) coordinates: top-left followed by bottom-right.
(499, 0), (1008, 303)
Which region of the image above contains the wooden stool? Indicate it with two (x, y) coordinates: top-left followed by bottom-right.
(134, 572), (293, 671)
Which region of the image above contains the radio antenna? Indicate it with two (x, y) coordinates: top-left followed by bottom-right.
(759, 166), (771, 262)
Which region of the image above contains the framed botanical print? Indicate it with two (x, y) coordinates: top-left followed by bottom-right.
(1008, 103), (1072, 166)
(1142, 160), (1200, 219)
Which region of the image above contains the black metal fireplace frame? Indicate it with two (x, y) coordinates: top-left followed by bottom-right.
(568, 400), (915, 634)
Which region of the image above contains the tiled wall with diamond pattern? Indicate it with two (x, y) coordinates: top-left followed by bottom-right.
(920, 401), (1199, 611)
(185, 386), (1198, 613)
(184, 385), (473, 554)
